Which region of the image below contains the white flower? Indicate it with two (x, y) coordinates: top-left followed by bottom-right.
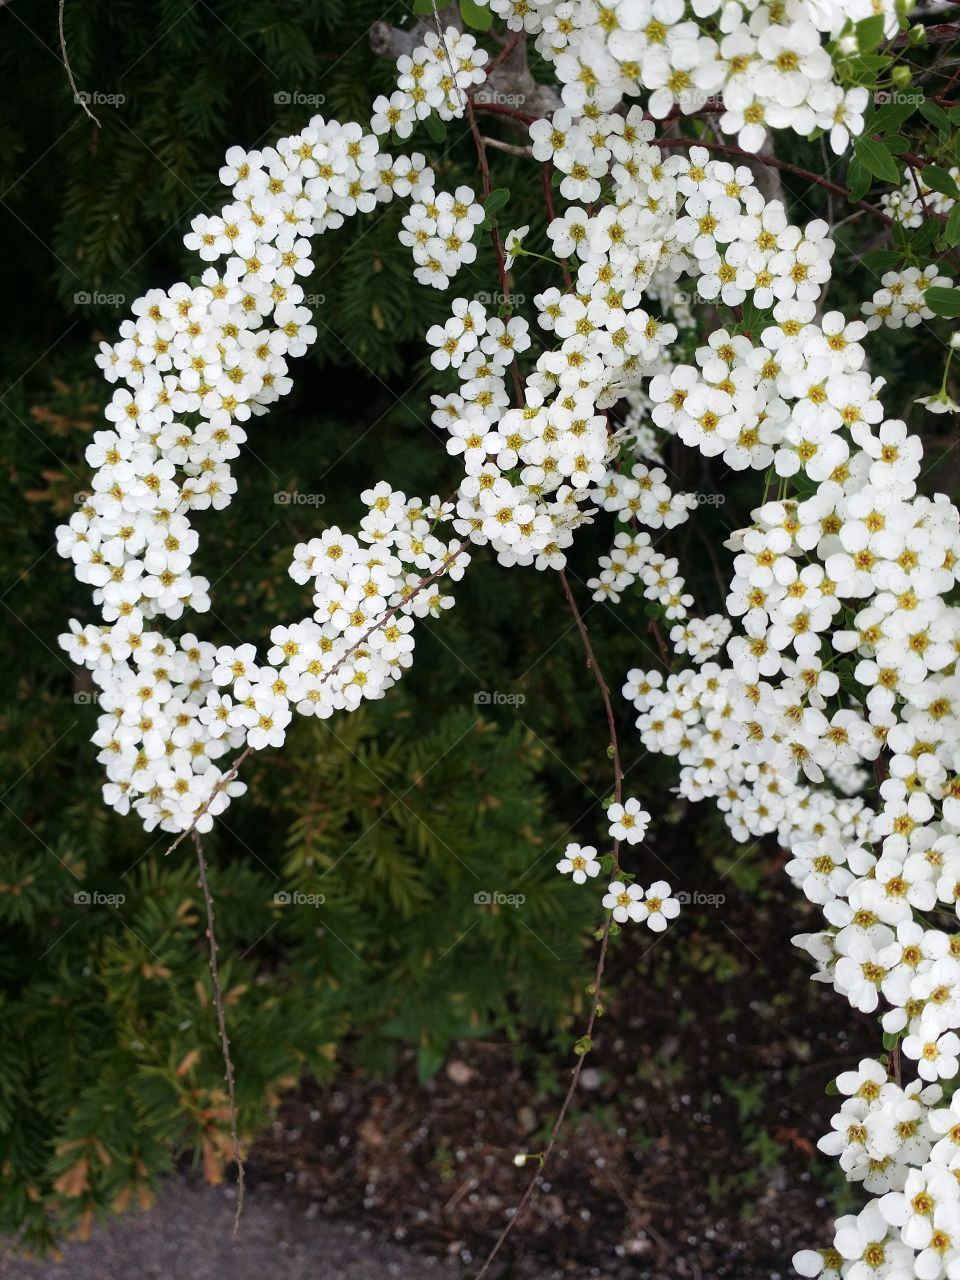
(916, 389), (960, 415)
(503, 224), (529, 270)
(557, 842), (601, 884)
(606, 797), (651, 845)
(902, 1023), (960, 1082)
(602, 879), (644, 923)
(635, 881), (680, 932)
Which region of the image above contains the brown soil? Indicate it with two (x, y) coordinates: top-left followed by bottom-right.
(253, 868), (873, 1279)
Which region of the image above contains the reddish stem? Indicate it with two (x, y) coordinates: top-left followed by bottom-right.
(559, 569), (624, 806)
(465, 94), (525, 404)
(541, 164), (574, 290)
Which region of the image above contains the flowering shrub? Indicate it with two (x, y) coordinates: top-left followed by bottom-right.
(49, 0), (960, 1270)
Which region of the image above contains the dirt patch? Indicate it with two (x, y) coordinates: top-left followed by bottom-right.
(253, 856), (873, 1279)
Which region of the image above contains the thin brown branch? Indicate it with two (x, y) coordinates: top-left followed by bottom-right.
(58, 0), (100, 127)
(192, 829), (244, 1230)
(649, 619), (671, 668)
(481, 135), (533, 158)
(559, 570), (624, 806)
(541, 164), (574, 290)
(474, 919), (612, 1279)
(428, 0), (467, 115)
(485, 27), (524, 74)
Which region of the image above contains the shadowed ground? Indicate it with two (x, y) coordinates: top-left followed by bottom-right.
(0, 1178), (479, 1280)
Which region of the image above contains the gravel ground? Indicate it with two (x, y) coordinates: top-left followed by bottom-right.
(0, 1179), (470, 1280)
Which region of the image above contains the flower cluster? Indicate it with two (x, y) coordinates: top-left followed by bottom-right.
(478, 0), (875, 152)
(602, 878), (679, 930)
(861, 264), (954, 331)
(400, 184), (485, 288)
(595, 162), (960, 1280)
(882, 166), (960, 228)
(57, 30), (488, 833)
(371, 28), (488, 139)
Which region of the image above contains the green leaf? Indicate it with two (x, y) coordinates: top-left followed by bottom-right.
(920, 100), (951, 134)
(946, 202), (960, 247)
(925, 286), (960, 318)
(922, 164), (960, 200)
(913, 218), (940, 251)
(882, 1031), (899, 1051)
(870, 96), (920, 134)
(856, 13), (885, 51)
(854, 135), (901, 184)
(842, 53), (892, 80)
(416, 1042), (446, 1081)
(948, 106), (960, 126)
(860, 248), (902, 271)
(423, 112), (447, 143)
(736, 298), (771, 337)
(483, 187), (511, 214)
(413, 0), (450, 11)
(459, 0), (493, 30)
(846, 154), (871, 202)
